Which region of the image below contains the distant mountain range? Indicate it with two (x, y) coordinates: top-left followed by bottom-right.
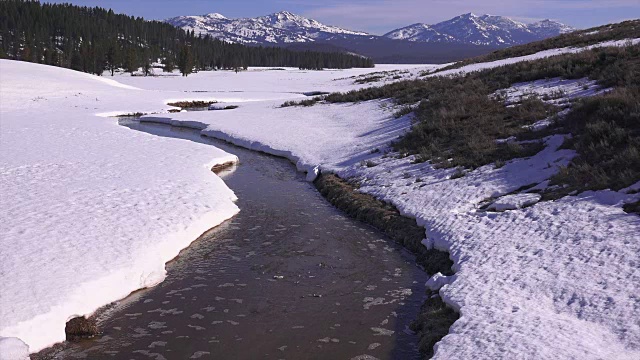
(166, 11), (370, 45)
(384, 13), (575, 46)
(165, 11), (576, 63)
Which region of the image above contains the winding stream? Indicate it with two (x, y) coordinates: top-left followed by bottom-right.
(38, 120), (430, 360)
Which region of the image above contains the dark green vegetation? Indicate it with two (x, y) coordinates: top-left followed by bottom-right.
(167, 100), (217, 108)
(624, 200), (640, 215)
(437, 19), (640, 72)
(409, 296), (460, 358)
(355, 75), (385, 84)
(395, 85), (553, 168)
(115, 112), (146, 117)
(0, 1), (374, 76)
(280, 97), (323, 108)
(323, 41), (640, 197)
(167, 101), (239, 111)
(549, 87), (640, 193)
(314, 173), (457, 357)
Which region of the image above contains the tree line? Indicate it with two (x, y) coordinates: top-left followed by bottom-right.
(0, 0), (375, 76)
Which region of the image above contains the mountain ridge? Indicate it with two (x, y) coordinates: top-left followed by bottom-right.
(166, 11), (575, 47)
(383, 13), (576, 46)
(167, 10), (370, 45)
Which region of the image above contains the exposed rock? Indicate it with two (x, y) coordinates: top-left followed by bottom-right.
(211, 161), (237, 174)
(65, 316), (98, 341)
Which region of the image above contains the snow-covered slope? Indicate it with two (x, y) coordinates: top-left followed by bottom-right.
(166, 11), (369, 44)
(384, 13), (575, 46)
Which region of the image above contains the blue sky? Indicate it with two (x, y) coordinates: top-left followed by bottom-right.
(44, 0), (640, 34)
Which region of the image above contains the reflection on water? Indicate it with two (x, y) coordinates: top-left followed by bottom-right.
(42, 120), (429, 360)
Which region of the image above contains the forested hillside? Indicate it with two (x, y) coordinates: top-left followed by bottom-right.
(0, 0), (374, 75)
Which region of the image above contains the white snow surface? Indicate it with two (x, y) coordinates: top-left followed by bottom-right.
(495, 77), (604, 105)
(2, 42), (640, 359)
(0, 338), (29, 360)
(487, 193), (542, 212)
(105, 48), (640, 359)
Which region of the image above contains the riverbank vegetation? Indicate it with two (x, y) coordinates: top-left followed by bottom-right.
(0, 0), (374, 75)
(167, 100), (218, 109)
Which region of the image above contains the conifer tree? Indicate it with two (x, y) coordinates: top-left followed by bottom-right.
(105, 43), (119, 76)
(162, 56), (175, 73)
(178, 45), (193, 77)
(124, 48), (138, 75)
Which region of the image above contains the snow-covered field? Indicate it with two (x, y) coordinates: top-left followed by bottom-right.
(1, 37), (639, 359)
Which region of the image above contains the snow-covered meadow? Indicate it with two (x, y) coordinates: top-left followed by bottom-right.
(1, 37), (639, 359)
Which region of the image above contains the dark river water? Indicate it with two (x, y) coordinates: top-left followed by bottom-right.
(38, 120), (430, 360)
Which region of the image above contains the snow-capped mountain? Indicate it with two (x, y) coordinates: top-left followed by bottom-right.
(385, 23), (456, 43)
(384, 13), (575, 46)
(527, 19), (576, 39)
(166, 11), (370, 44)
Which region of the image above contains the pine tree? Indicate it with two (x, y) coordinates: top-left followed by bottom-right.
(162, 56), (175, 73)
(124, 48), (138, 75)
(105, 43), (119, 76)
(142, 49), (152, 76)
(177, 45), (193, 77)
